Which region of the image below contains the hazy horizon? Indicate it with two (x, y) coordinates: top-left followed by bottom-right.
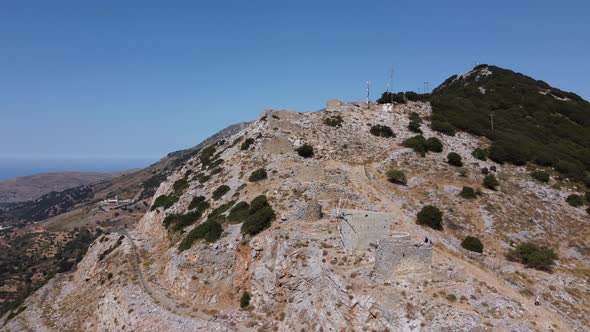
(0, 156), (157, 180)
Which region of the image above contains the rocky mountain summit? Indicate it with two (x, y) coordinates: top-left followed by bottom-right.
(3, 67), (590, 331)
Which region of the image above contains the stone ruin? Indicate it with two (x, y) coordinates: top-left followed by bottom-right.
(337, 209), (394, 251)
(374, 232), (432, 281)
(336, 209), (432, 281)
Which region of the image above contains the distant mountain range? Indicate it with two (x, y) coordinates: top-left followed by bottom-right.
(0, 172), (114, 204)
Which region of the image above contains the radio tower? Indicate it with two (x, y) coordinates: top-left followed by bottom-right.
(423, 81), (430, 94)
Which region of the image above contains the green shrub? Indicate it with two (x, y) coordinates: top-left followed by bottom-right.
(405, 92), (420, 102)
(296, 144), (314, 158)
(164, 211), (201, 231)
(530, 170), (550, 183)
(431, 120), (456, 136)
(188, 196), (209, 211)
(426, 137), (443, 153)
(566, 194), (584, 207)
(248, 168), (268, 182)
(409, 112), (422, 123)
(178, 219), (223, 251)
(483, 174), (499, 190)
(459, 186), (477, 199)
(377, 92), (406, 104)
(447, 152), (463, 167)
(369, 124), (395, 138)
(228, 202), (250, 223)
(403, 135), (428, 157)
(408, 120), (422, 134)
(173, 179), (189, 193)
(323, 115), (343, 127)
(212, 185), (230, 200)
(461, 236), (484, 253)
(249, 195), (269, 212)
(240, 292), (251, 309)
(417, 205), (443, 230)
(471, 148), (488, 161)
(386, 169), (407, 185)
(489, 141), (528, 166)
(586, 191), (590, 203)
(240, 195), (276, 236)
(241, 206), (276, 236)
(195, 173), (211, 184)
(241, 138), (255, 150)
(507, 242), (558, 270)
(151, 194), (179, 211)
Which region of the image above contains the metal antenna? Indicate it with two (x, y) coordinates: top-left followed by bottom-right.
(387, 66), (394, 93)
(366, 80), (371, 108)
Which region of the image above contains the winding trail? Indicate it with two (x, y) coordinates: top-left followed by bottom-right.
(116, 230), (252, 331)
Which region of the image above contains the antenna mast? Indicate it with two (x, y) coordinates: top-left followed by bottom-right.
(366, 80), (371, 108)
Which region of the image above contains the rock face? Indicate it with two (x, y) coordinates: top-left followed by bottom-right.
(4, 100), (589, 331)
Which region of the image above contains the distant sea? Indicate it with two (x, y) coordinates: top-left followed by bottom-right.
(0, 157), (158, 180)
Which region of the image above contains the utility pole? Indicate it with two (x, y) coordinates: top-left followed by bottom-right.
(423, 81), (430, 94)
(490, 112), (495, 131)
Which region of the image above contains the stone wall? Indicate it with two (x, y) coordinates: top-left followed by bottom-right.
(338, 209), (395, 251)
(374, 233), (432, 282)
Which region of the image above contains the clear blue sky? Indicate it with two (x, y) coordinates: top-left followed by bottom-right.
(1, 0), (589, 162)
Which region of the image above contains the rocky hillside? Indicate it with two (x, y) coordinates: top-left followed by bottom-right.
(0, 122), (250, 318)
(3, 91), (589, 331)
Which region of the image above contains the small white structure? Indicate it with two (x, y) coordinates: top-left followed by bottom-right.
(382, 103), (393, 113)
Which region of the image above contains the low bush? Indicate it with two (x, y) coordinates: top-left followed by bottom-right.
(377, 92), (406, 104)
(566, 194), (584, 207)
(408, 120), (422, 134)
(228, 201), (250, 223)
(212, 185), (230, 200)
(447, 152), (463, 167)
(241, 138), (255, 150)
(178, 219), (223, 251)
(431, 120), (456, 136)
(403, 135), (428, 157)
(409, 112), (422, 123)
(296, 144), (314, 158)
(417, 205), (443, 230)
(425, 137), (443, 153)
(530, 170), (550, 183)
(248, 168), (268, 182)
(188, 196), (209, 211)
(164, 211), (201, 231)
(370, 124), (395, 138)
(241, 195), (276, 236)
(459, 186), (477, 199)
(483, 174), (499, 190)
(323, 115), (343, 127)
(461, 236), (484, 253)
(471, 148), (488, 161)
(151, 194), (179, 211)
(173, 179), (189, 193)
(240, 292), (251, 309)
(507, 242), (558, 270)
(586, 191), (590, 203)
(386, 169), (407, 185)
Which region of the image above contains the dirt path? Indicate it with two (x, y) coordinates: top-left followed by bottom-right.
(117, 230), (253, 332)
